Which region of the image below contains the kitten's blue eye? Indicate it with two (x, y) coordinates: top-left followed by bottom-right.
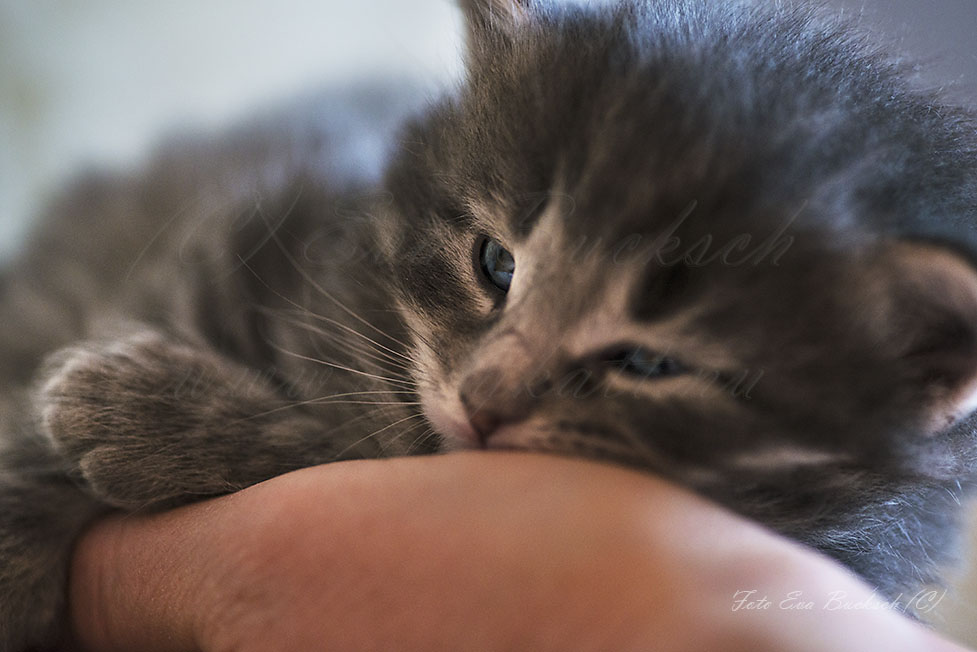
(478, 238), (515, 292)
(606, 349), (685, 379)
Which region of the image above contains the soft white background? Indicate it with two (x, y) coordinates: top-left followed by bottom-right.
(0, 0), (465, 259)
(1, 0), (976, 646)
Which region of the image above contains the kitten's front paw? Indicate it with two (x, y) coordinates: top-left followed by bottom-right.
(34, 331), (257, 510)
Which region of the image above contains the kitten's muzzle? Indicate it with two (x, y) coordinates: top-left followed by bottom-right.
(458, 368), (536, 446)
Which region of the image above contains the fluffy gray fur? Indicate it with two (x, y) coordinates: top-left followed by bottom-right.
(2, 0), (977, 648)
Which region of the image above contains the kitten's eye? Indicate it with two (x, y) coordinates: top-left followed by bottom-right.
(478, 237), (516, 292)
(606, 348), (686, 379)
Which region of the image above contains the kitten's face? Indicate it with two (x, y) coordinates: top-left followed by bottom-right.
(382, 0), (977, 495)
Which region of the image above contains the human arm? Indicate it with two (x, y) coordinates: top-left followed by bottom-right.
(68, 452), (972, 652)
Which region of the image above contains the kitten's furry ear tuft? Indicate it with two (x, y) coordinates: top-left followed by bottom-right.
(459, 0), (534, 45)
(874, 243), (977, 433)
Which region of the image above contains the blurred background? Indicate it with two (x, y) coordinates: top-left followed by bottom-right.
(2, 0), (976, 258)
(0, 0), (465, 260)
(1, 0), (976, 645)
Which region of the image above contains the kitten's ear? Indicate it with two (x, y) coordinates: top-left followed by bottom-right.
(458, 0), (534, 44)
(873, 242), (977, 432)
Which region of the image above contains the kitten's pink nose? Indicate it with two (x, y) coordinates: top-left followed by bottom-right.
(458, 368), (534, 445)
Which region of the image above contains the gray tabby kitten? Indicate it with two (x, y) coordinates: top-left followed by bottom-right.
(2, 0), (977, 648)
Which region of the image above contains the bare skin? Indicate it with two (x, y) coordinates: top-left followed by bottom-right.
(68, 452), (973, 652)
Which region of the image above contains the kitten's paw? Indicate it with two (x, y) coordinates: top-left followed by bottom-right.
(34, 331), (260, 509)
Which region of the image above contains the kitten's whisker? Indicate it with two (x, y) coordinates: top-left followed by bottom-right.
(241, 264), (415, 367)
(394, 311), (436, 351)
(303, 320), (413, 378)
(125, 193), (216, 281)
(375, 413), (430, 457)
(331, 412), (427, 461)
(310, 400), (423, 407)
(275, 313), (414, 372)
(402, 428), (431, 456)
(380, 419), (431, 457)
(262, 337), (417, 390)
(227, 202), (291, 276)
(283, 303), (415, 367)
(317, 403), (410, 441)
(251, 198), (414, 352)
(945, 486), (962, 506)
(404, 427), (440, 456)
(232, 390), (419, 423)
